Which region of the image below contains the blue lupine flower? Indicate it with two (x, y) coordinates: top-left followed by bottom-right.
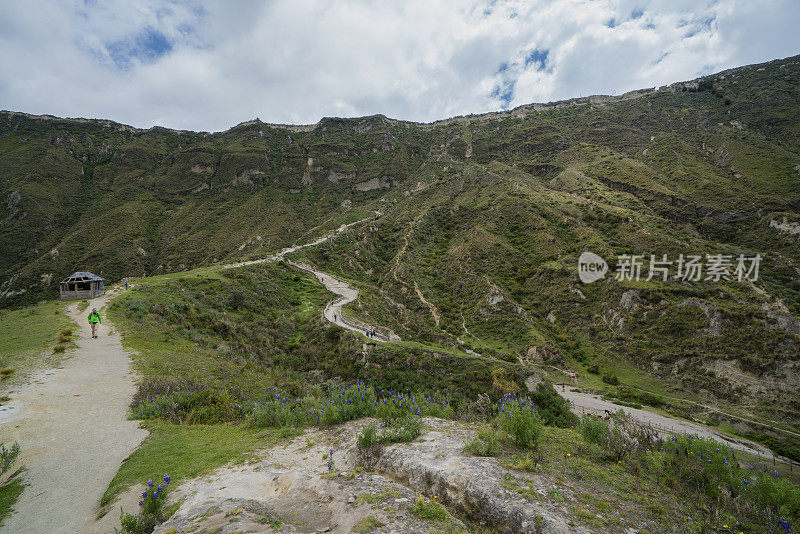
(147, 479), (153, 488)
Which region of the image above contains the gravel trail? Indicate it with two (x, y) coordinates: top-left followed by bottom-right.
(0, 290), (148, 533)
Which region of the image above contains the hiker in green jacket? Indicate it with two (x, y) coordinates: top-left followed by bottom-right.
(88, 308), (101, 338)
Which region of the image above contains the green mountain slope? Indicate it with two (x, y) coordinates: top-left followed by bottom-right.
(2, 55), (799, 433)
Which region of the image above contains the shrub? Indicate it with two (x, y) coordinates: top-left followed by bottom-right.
(605, 425), (632, 462)
(121, 475), (171, 534)
(504, 453), (543, 472)
(1, 443), (20, 475)
(324, 327), (342, 343)
(580, 416), (610, 446)
(380, 415), (422, 444)
(58, 330), (72, 343)
(135, 386), (239, 424)
(0, 368), (14, 380)
(742, 431), (800, 463)
(528, 382), (578, 427)
(601, 373), (619, 386)
(613, 400), (642, 410)
(587, 364), (600, 374)
(491, 367), (521, 395)
(248, 399), (305, 428)
(496, 397), (542, 450)
(353, 516), (385, 533)
(616, 387), (664, 408)
(357, 416), (422, 447)
(225, 290), (246, 310)
(661, 435), (800, 526)
(465, 426), (503, 457)
(411, 495), (448, 521)
(357, 423), (378, 448)
(579, 414), (642, 462)
(53, 344), (66, 354)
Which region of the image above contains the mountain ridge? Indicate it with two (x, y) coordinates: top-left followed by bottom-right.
(5, 52), (799, 135)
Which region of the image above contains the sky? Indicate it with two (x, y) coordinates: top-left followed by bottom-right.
(1, 0), (799, 132)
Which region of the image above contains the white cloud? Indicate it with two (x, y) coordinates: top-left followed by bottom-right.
(1, 0), (798, 131)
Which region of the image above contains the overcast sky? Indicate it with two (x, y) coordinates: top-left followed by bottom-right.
(1, 0), (799, 132)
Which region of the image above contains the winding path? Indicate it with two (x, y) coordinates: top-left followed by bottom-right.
(226, 214), (399, 342)
(0, 290), (148, 533)
(561, 388), (790, 464)
(288, 261), (398, 343)
(230, 220), (794, 465)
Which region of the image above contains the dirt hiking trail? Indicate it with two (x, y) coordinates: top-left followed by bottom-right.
(561, 388), (788, 463)
(0, 290), (148, 533)
(226, 214), (399, 342)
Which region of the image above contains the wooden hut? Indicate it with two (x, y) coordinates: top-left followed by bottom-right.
(59, 272), (105, 300)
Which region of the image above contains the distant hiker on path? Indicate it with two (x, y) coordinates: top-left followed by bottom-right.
(88, 308), (101, 338)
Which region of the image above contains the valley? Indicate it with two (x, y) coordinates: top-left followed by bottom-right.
(1, 54), (799, 532)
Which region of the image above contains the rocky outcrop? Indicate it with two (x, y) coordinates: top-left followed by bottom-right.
(485, 287), (505, 306)
(327, 170), (354, 184)
(354, 177), (393, 191)
(766, 310), (800, 337)
(770, 218), (800, 235)
(190, 164), (213, 174)
(154, 422), (469, 534)
(153, 419), (590, 534)
(619, 289), (640, 313)
(5, 189), (24, 220)
(356, 420), (579, 533)
(231, 169), (266, 187)
(677, 298), (722, 337)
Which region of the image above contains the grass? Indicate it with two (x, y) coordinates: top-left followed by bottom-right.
(0, 300), (74, 360)
(352, 515), (385, 532)
(500, 416), (800, 531)
(411, 495), (449, 521)
(108, 260), (535, 426)
(0, 470), (24, 528)
(107, 262), (333, 409)
(0, 300), (76, 384)
(99, 422), (273, 515)
(464, 426), (504, 457)
(357, 416), (423, 448)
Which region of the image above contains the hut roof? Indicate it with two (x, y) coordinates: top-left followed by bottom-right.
(61, 272), (104, 284)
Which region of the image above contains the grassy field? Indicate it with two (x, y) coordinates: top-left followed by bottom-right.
(0, 300), (76, 386)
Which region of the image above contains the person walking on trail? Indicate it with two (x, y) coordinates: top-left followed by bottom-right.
(88, 308), (102, 338)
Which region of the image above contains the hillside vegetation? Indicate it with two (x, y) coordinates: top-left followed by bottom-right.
(2, 55), (799, 455)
